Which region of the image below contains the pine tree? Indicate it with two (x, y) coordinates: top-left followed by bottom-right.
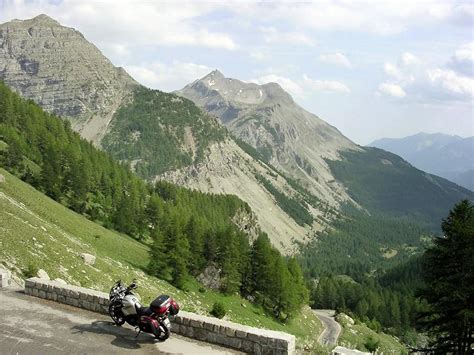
(417, 200), (474, 354)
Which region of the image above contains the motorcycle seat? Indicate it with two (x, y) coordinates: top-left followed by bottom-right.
(138, 306), (154, 316)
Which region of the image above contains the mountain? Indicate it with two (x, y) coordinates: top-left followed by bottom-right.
(1, 15), (472, 250)
(369, 133), (474, 191)
(0, 15), (326, 253)
(0, 14), (137, 143)
(178, 72), (473, 228)
(177, 70), (358, 205)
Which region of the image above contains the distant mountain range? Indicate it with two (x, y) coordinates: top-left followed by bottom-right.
(369, 133), (474, 191)
(1, 14), (472, 253)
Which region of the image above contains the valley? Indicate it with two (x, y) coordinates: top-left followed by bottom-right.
(0, 12), (472, 354)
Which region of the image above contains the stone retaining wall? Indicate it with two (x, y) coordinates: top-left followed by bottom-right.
(24, 278), (295, 354)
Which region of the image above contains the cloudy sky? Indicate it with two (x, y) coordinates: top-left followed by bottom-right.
(1, 0), (473, 144)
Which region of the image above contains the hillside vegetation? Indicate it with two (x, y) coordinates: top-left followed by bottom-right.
(327, 148), (473, 228)
(102, 86), (226, 177)
(0, 168), (322, 343)
(0, 81), (310, 327)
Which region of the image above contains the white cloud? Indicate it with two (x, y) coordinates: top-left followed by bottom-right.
(126, 61), (213, 91)
(249, 51), (269, 61)
(251, 73), (350, 98)
(378, 51), (474, 102)
(448, 42), (474, 76)
(251, 74), (305, 98)
(303, 75), (351, 93)
(427, 68), (474, 99)
(260, 26), (314, 46)
(454, 42), (474, 63)
(0, 0), (237, 51)
(377, 83), (407, 98)
(384, 62), (415, 84)
(401, 52), (421, 66)
(236, 1), (470, 35)
(319, 53), (352, 68)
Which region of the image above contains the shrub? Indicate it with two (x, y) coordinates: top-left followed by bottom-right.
(210, 301), (227, 319)
(23, 262), (38, 278)
(364, 335), (380, 352)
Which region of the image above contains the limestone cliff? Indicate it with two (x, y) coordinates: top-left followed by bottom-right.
(0, 14), (137, 144)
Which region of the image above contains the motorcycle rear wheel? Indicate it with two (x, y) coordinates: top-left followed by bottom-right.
(108, 303), (125, 326)
(154, 320), (170, 341)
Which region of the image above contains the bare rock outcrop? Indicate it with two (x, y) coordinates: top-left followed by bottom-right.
(0, 14), (138, 145)
(81, 253), (96, 265)
(36, 269), (50, 280)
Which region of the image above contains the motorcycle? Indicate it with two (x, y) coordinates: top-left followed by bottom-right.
(108, 280), (179, 341)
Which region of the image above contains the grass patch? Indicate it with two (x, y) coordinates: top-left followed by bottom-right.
(336, 313), (407, 354)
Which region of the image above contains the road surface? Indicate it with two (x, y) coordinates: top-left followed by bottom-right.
(0, 288), (240, 354)
(313, 309), (342, 346)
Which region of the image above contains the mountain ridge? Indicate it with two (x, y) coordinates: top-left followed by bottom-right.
(176, 70), (359, 206)
(369, 133), (474, 191)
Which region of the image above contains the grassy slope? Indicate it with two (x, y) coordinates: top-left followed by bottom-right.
(336, 314), (407, 354)
(0, 167), (322, 345)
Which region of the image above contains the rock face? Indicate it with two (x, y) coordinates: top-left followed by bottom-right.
(0, 14), (137, 144)
(197, 264), (222, 290)
(161, 139), (321, 253)
(177, 70), (360, 206)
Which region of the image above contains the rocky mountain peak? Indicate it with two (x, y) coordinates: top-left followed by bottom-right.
(0, 15), (138, 144)
(2, 14), (60, 28)
(178, 71), (359, 205)
(186, 70), (293, 107)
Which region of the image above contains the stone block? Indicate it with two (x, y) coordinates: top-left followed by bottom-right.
(203, 322), (214, 331)
(38, 290), (46, 298)
(68, 289), (79, 298)
(79, 292), (88, 300)
(225, 327), (236, 337)
(249, 332), (268, 345)
(241, 339), (255, 353)
(58, 295), (66, 303)
(235, 329), (247, 339)
(193, 327), (208, 341)
(190, 319), (202, 328)
(185, 326), (194, 338)
(0, 269), (9, 288)
(253, 342), (262, 355)
(276, 339), (289, 350)
(25, 279), (35, 289)
(225, 337), (242, 349)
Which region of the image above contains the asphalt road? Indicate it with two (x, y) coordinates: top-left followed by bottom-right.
(0, 288), (240, 354)
(313, 309), (342, 346)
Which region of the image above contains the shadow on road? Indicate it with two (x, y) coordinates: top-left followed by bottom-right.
(72, 321), (157, 350)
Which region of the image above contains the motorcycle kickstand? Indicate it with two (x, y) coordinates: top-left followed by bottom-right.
(135, 327), (141, 338)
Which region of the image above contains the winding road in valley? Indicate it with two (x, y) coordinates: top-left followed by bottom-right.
(313, 309), (342, 346)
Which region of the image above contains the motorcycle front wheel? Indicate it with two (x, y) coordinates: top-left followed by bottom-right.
(154, 320), (170, 341)
(108, 303), (125, 326)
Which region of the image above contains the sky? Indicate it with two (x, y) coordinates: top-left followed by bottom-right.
(1, 0), (473, 145)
